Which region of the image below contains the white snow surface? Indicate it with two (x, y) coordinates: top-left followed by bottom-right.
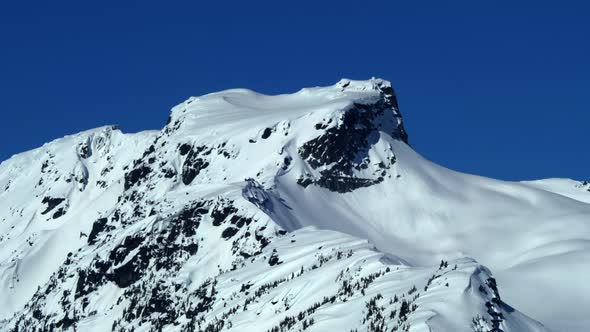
(0, 78), (587, 331)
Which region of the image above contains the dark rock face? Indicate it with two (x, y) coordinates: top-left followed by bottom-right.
(378, 84), (408, 144)
(41, 197), (65, 215)
(87, 217), (108, 245)
(52, 207), (66, 219)
(299, 104), (377, 170)
(229, 215), (252, 228)
(124, 165), (152, 190)
(297, 102), (392, 193)
(472, 275), (509, 332)
(41, 160), (50, 173)
(211, 203), (238, 226)
(173, 201), (207, 237)
(268, 249), (282, 266)
(78, 141), (92, 159)
(109, 246), (151, 288)
(162, 167), (177, 178)
(75, 260), (110, 299)
(179, 143), (192, 156)
(296, 176), (313, 188)
(181, 145), (210, 185)
(221, 227), (239, 239)
(261, 128), (272, 139)
(282, 156), (292, 170)
(295, 82), (406, 193)
(315, 174), (382, 193)
(109, 235), (144, 265)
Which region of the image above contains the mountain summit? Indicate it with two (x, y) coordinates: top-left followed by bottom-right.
(1, 79), (588, 332)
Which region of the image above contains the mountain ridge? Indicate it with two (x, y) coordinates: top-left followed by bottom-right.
(1, 78), (588, 331)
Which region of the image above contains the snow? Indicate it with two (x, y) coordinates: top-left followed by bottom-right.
(0, 78), (587, 331)
(520, 178), (590, 204)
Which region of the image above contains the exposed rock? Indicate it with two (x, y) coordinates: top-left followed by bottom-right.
(40, 197), (65, 215)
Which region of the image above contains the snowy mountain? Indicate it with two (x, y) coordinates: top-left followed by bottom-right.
(0, 78), (588, 332)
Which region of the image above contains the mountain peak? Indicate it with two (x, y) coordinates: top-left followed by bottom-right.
(335, 77), (391, 93)
(154, 78), (409, 193)
(4, 79), (586, 332)
(165, 78), (407, 144)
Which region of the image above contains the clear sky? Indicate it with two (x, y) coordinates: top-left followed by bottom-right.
(0, 1), (588, 181)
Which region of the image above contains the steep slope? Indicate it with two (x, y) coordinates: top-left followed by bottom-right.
(0, 78), (582, 331)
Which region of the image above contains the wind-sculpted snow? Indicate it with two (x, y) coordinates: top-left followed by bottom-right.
(0, 78), (586, 331)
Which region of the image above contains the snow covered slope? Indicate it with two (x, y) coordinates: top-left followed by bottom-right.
(0, 78), (586, 331)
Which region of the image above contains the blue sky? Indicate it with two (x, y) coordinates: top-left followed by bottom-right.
(0, 1), (588, 181)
